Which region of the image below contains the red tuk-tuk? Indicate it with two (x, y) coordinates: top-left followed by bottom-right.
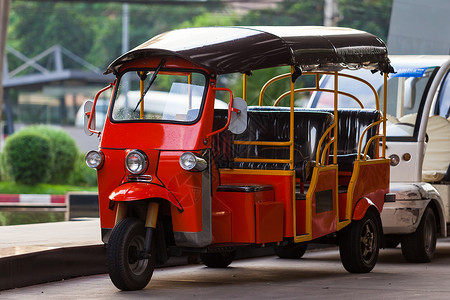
(84, 26), (393, 290)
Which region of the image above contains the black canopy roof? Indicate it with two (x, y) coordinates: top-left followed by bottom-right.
(105, 26), (393, 75)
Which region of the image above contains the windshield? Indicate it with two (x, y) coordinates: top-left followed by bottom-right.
(111, 69), (207, 123)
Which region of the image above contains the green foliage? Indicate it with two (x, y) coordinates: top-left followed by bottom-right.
(242, 0), (324, 26)
(339, 0), (393, 42)
(8, 2), (221, 70)
(0, 211), (65, 226)
(3, 132), (51, 185)
(68, 152), (98, 187)
(2, 126), (79, 185)
(0, 181), (97, 194)
(18, 126), (78, 184)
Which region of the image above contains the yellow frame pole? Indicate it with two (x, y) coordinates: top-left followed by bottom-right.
(139, 72), (145, 119)
(333, 71), (338, 165)
(243, 73), (247, 101)
(382, 72), (388, 158)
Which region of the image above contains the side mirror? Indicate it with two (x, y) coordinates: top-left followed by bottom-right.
(229, 97), (247, 134)
(83, 100), (95, 136)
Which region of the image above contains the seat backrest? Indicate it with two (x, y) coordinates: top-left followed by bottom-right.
(233, 106), (334, 171)
(318, 108), (381, 157)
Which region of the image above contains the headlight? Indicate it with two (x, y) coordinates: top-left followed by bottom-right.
(179, 152), (207, 171)
(389, 154), (400, 166)
(125, 150), (148, 174)
(85, 150), (104, 169)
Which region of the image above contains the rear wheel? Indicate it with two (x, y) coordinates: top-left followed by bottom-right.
(339, 209), (381, 273)
(107, 218), (156, 291)
(401, 207), (436, 263)
(200, 251), (236, 268)
(275, 243), (307, 259)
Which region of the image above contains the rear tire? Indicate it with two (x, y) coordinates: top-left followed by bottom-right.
(275, 243), (307, 259)
(339, 209), (381, 273)
(401, 207), (436, 263)
(107, 218), (156, 291)
(200, 251), (236, 268)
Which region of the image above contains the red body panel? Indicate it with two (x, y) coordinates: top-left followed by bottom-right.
(157, 151), (204, 233)
(255, 201), (284, 243)
(109, 182), (180, 209)
(352, 197), (375, 220)
(213, 187), (278, 243)
(350, 159), (390, 218)
(220, 172), (294, 237)
(310, 168), (338, 239)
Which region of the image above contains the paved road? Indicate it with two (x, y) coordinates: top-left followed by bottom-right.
(3, 239), (450, 299)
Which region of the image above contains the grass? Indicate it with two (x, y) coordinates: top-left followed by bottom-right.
(0, 181), (97, 194)
(0, 212), (66, 226)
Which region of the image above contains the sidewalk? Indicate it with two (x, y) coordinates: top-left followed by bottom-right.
(0, 218), (101, 258)
(0, 219), (106, 290)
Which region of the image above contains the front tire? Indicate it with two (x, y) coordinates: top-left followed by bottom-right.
(200, 251), (236, 268)
(339, 209), (381, 273)
(107, 218), (156, 291)
(401, 207), (436, 263)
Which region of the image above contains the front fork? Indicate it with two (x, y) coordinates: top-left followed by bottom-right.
(115, 201), (160, 259)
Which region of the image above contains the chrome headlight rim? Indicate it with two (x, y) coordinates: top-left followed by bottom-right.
(85, 150), (105, 170)
(125, 149), (148, 175)
(179, 152), (207, 172)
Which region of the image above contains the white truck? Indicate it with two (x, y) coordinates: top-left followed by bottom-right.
(308, 55), (450, 262)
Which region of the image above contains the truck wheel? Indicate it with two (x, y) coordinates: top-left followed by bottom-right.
(275, 243), (308, 259)
(401, 207), (436, 263)
(107, 218), (155, 291)
(200, 251), (236, 268)
(339, 209), (381, 273)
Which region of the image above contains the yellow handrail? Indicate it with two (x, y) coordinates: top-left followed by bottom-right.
(234, 158), (292, 164)
(273, 88), (364, 108)
(258, 73), (290, 106)
(315, 123), (336, 165)
(233, 140), (292, 146)
(363, 134), (384, 159)
(356, 119), (383, 160)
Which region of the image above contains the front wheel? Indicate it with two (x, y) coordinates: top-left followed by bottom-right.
(339, 209), (381, 273)
(107, 218), (156, 291)
(401, 207), (437, 263)
(200, 251), (236, 268)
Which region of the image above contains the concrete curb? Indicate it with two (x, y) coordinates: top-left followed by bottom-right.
(0, 244), (276, 291)
(0, 245), (107, 291)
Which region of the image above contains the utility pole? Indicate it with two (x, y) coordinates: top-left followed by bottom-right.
(122, 3), (130, 107)
(0, 0), (11, 132)
(324, 0), (340, 27)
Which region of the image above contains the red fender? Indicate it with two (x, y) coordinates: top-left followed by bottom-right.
(109, 182), (182, 211)
(352, 197), (377, 220)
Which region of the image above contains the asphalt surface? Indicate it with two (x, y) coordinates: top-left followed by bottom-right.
(3, 218), (450, 299)
(3, 236), (450, 299)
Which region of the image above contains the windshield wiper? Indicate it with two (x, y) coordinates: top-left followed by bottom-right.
(133, 58), (165, 112)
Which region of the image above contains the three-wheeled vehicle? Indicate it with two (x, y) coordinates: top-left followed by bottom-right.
(84, 26), (393, 290)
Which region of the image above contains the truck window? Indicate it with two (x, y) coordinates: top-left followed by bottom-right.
(436, 71), (450, 119)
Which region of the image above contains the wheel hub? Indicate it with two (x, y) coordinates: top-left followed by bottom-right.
(361, 223), (374, 259)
